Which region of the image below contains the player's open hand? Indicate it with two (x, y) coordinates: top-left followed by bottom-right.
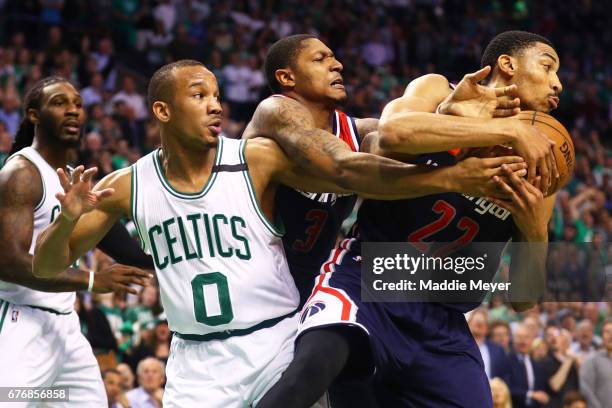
(509, 121), (558, 195)
(92, 264), (154, 294)
(487, 165), (548, 241)
(453, 155), (527, 199)
(55, 165), (114, 222)
(437, 66), (521, 118)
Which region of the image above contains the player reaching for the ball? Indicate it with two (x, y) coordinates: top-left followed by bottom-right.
(258, 30), (568, 408)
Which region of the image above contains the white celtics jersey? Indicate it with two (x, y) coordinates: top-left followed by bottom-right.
(132, 137), (299, 336)
(0, 147), (75, 313)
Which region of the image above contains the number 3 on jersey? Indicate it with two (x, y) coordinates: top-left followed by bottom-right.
(292, 209), (328, 252)
(191, 272), (234, 326)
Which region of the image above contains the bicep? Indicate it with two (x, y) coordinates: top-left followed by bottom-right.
(380, 74), (451, 121)
(0, 165), (40, 264)
(251, 97), (350, 179)
(263, 138), (351, 194)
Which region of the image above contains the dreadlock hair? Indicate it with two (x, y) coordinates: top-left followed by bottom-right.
(264, 34), (316, 93)
(481, 31), (554, 83)
(8, 76), (70, 156)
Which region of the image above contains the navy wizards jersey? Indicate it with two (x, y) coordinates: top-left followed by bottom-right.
(355, 150), (515, 311)
(277, 109), (360, 304)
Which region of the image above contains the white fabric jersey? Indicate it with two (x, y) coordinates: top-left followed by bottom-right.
(132, 137), (299, 336)
(0, 147), (75, 314)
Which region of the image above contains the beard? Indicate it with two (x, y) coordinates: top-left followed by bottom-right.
(39, 115), (82, 148)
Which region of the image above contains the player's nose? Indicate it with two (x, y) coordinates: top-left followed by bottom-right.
(208, 98), (222, 115)
(551, 74), (563, 95)
(331, 58), (343, 72)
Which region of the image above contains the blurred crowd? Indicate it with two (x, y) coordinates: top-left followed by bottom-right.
(0, 0), (610, 407)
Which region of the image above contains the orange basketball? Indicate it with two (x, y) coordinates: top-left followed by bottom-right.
(516, 110), (575, 195)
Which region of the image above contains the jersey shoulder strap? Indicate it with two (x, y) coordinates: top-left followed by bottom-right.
(334, 110), (360, 152)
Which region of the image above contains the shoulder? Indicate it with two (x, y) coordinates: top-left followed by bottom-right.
(0, 155), (42, 207)
(95, 167), (132, 213)
(244, 137), (287, 164)
(404, 73), (450, 95)
(254, 96), (313, 124)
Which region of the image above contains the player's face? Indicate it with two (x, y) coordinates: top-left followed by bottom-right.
(167, 66), (222, 147)
(512, 42), (562, 113)
(292, 38), (347, 106)
(37, 82), (84, 148)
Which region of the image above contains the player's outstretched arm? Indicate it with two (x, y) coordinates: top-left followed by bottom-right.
(377, 71), (557, 192)
(247, 95), (471, 196)
(246, 136), (527, 201)
(33, 166), (129, 279)
(0, 160), (148, 293)
(487, 166), (556, 311)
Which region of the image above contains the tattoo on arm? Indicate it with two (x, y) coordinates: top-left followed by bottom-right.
(0, 160), (88, 292)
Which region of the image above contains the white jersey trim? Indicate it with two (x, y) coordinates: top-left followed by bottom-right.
(151, 140), (223, 200)
(238, 139), (284, 237)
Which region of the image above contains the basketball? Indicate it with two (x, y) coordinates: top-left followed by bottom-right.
(516, 110), (575, 195)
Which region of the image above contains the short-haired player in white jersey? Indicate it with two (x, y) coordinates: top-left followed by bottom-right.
(32, 60), (529, 407)
(0, 77), (153, 407)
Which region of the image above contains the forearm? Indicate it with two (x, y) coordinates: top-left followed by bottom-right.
(98, 222), (154, 268)
(33, 214), (79, 278)
(379, 112), (515, 154)
(548, 359), (574, 392)
(0, 256), (89, 292)
(335, 139), (463, 197)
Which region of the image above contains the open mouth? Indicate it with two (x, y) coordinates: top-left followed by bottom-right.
(63, 122), (81, 134)
(330, 77), (345, 89)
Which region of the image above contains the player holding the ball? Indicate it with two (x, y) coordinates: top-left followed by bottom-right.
(258, 30), (573, 408)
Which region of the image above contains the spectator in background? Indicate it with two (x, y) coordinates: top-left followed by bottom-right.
(126, 357), (165, 408)
(490, 377), (512, 408)
(111, 76), (147, 121)
(81, 72), (105, 107)
(92, 37), (117, 90)
(102, 368), (130, 408)
(540, 328), (580, 408)
(490, 320), (512, 355)
(508, 324), (549, 407)
(116, 363), (135, 393)
(561, 391), (588, 408)
(580, 319), (612, 408)
(468, 309), (510, 381)
(125, 285), (162, 330)
(0, 93), (20, 137)
(571, 319), (598, 360)
(222, 52), (253, 124)
(0, 121), (12, 166)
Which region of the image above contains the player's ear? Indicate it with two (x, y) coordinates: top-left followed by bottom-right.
(26, 108), (39, 125)
(275, 68), (295, 90)
(152, 101), (170, 123)
(497, 54), (516, 79)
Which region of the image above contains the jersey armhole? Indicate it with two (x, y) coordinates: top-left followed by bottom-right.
(130, 165), (147, 252)
(239, 139), (285, 237)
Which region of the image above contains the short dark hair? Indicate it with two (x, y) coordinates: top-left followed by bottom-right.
(562, 391), (587, 407)
(264, 34), (316, 93)
(101, 368), (120, 379)
(481, 31), (554, 82)
(147, 59), (204, 108)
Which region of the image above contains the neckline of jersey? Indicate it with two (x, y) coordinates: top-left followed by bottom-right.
(152, 138), (223, 199)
